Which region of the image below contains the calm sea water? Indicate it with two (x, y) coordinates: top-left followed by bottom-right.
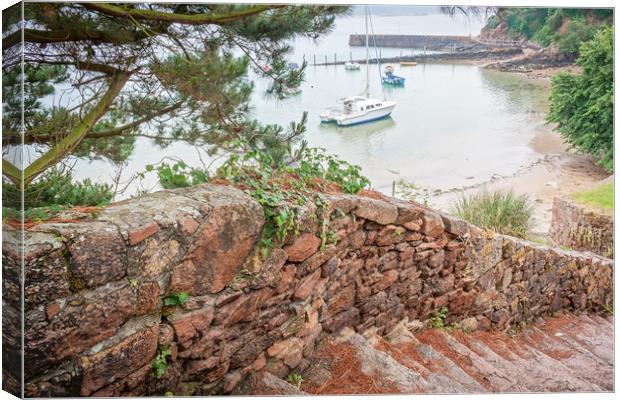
(69, 13), (552, 198)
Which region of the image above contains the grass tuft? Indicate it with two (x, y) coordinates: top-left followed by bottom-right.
(452, 188), (533, 239)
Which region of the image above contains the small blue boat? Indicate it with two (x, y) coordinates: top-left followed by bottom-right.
(382, 65), (405, 86)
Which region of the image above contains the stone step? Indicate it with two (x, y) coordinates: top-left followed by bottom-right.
(232, 371), (307, 396)
(415, 329), (524, 392)
(335, 329), (431, 394)
(577, 314), (614, 344)
(454, 330), (601, 392)
(521, 326), (613, 391)
(301, 327), (430, 395)
(375, 324), (485, 393)
(538, 314), (613, 365)
(302, 313), (613, 395)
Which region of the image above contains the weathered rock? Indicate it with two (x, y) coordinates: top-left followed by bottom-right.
(294, 269), (323, 301)
(284, 233), (322, 262)
(176, 187), (264, 294)
(80, 322), (159, 396)
(354, 197), (398, 225)
(420, 210), (445, 237)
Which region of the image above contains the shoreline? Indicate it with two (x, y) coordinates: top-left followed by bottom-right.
(427, 68), (610, 237)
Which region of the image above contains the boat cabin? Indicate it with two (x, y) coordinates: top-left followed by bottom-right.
(343, 96), (385, 113)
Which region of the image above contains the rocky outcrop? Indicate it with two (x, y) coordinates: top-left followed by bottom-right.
(2, 183), (613, 397)
(550, 197), (614, 258)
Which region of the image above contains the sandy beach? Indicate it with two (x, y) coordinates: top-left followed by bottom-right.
(430, 72), (610, 238)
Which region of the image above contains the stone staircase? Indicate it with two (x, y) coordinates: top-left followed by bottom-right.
(237, 312), (613, 395)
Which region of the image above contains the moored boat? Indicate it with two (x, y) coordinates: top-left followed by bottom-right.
(319, 7), (397, 127)
(320, 96), (396, 126)
(382, 65), (405, 86)
(400, 61), (417, 66)
(344, 61), (361, 70)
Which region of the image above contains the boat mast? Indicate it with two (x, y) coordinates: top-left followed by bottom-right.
(365, 5), (369, 98)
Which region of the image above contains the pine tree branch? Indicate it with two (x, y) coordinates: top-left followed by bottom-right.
(2, 159), (22, 186)
(85, 101), (184, 139)
(2, 26), (166, 51)
(23, 72), (130, 184)
(81, 3), (284, 25)
(6, 101), (185, 146)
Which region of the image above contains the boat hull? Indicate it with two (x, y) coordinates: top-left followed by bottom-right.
(335, 104), (396, 126)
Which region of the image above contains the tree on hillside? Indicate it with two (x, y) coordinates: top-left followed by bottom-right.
(547, 26), (613, 171)
(2, 3), (348, 186)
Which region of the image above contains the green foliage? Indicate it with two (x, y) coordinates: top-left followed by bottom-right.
(547, 27), (613, 172)
(148, 162), (209, 189)
(3, 3), (349, 184)
(216, 145), (367, 253)
(163, 292), (189, 306)
(2, 167), (113, 212)
(151, 347), (172, 379)
(287, 373), (304, 389)
(452, 188), (533, 239)
(486, 8), (611, 55)
(150, 141), (369, 254)
(555, 19), (596, 55)
(296, 148), (370, 195)
(427, 306), (448, 328)
(572, 182), (613, 212)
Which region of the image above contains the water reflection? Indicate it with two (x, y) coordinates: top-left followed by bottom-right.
(318, 117), (395, 139)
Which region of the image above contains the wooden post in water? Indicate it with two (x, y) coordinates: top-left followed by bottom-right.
(392, 181), (396, 197)
(313, 54), (316, 66)
(350, 51), (352, 61)
(334, 53), (337, 64)
(325, 55), (327, 65)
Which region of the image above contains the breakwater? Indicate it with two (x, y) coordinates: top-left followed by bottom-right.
(349, 34), (477, 50)
(314, 48), (523, 66)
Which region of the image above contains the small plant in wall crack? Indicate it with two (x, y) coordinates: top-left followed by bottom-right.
(152, 347), (172, 379)
(287, 373), (304, 389)
(163, 292), (189, 306)
(427, 306), (448, 329)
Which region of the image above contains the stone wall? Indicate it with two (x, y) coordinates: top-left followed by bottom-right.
(2, 184), (613, 397)
(348, 34), (476, 50)
(550, 197), (614, 258)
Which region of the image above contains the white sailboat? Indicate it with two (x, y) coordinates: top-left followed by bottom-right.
(344, 61), (360, 70)
(320, 7), (396, 127)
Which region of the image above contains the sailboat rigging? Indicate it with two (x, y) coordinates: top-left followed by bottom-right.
(319, 6), (396, 126)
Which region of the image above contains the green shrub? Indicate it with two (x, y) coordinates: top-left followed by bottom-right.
(147, 162), (209, 189)
(547, 27), (613, 172)
(452, 188), (533, 239)
(555, 19), (596, 56)
(2, 167), (113, 210)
